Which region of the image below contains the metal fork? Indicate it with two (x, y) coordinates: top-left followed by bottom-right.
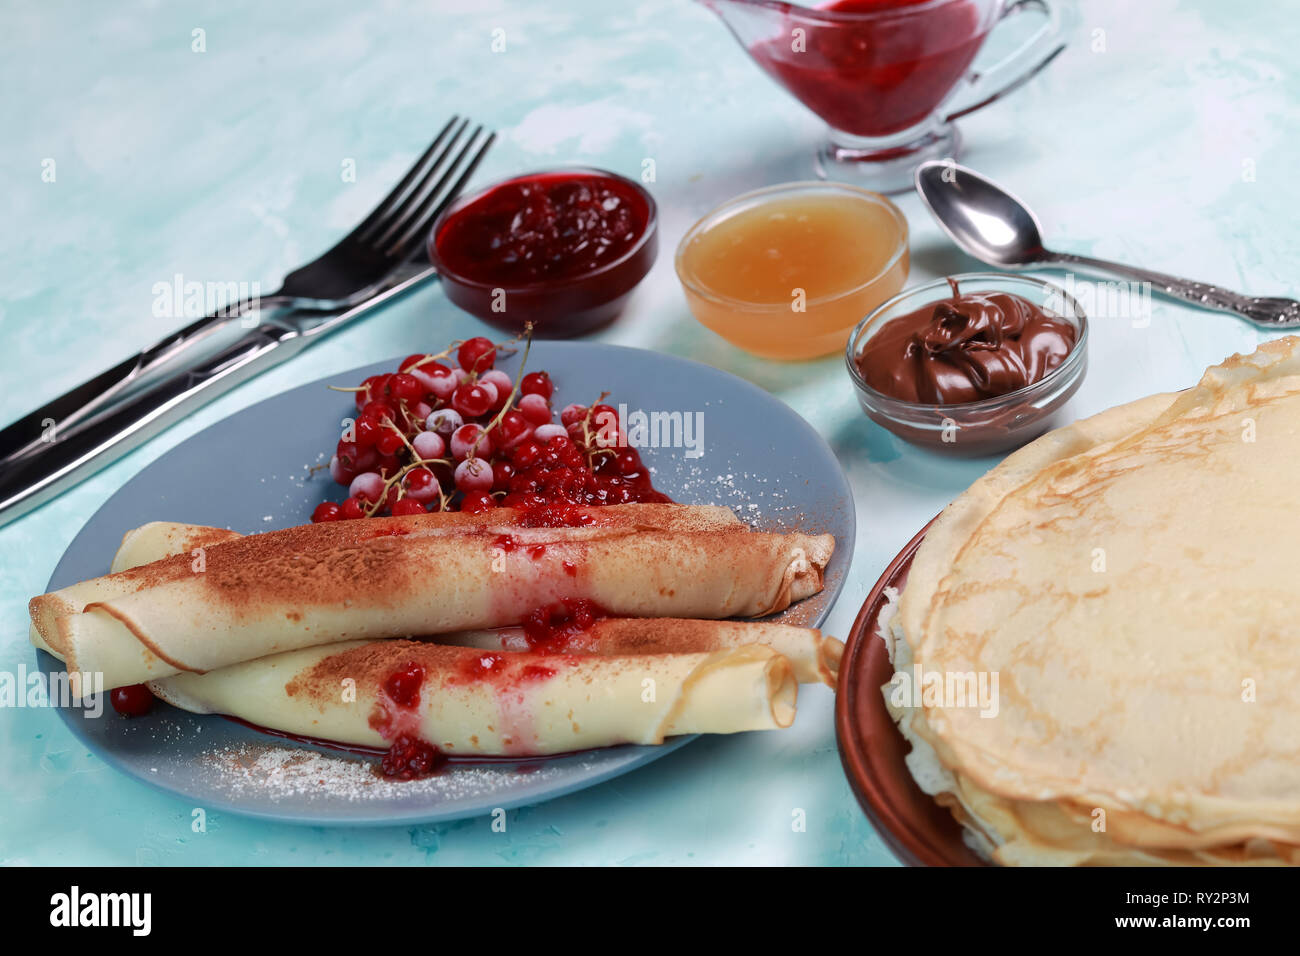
(0, 117), (495, 526)
(0, 116), (495, 461)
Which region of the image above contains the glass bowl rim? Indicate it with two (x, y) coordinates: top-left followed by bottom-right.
(843, 271), (1090, 414)
(722, 0), (987, 27)
(673, 180), (909, 314)
(426, 164), (658, 295)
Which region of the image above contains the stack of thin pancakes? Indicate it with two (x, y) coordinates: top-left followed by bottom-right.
(887, 336), (1300, 865)
(31, 503), (840, 757)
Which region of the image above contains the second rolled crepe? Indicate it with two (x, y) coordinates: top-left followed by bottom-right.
(34, 507), (834, 689)
(443, 618), (841, 686)
(151, 640), (797, 754)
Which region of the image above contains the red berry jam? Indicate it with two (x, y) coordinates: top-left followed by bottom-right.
(428, 169), (657, 336)
(517, 503), (600, 528)
(460, 652), (507, 681)
(523, 598), (606, 652)
(435, 172), (650, 286)
(380, 734), (445, 780)
(383, 663), (425, 709)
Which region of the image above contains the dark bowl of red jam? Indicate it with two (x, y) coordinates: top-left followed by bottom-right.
(428, 167), (658, 337)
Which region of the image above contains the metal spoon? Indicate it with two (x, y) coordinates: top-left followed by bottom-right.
(914, 160), (1300, 329)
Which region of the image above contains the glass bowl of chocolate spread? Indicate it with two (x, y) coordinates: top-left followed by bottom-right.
(845, 273), (1088, 456)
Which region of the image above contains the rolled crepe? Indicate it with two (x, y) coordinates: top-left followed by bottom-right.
(445, 619), (842, 687)
(35, 510), (834, 689)
(150, 639), (797, 754)
(30, 521), (242, 660)
(29, 504), (741, 655)
(42, 522), (840, 694)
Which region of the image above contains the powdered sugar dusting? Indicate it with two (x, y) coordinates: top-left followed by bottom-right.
(196, 742), (583, 803)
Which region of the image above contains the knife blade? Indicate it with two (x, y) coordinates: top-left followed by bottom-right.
(0, 262), (437, 528)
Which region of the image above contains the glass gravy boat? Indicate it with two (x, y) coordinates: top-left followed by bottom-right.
(701, 0), (1066, 192)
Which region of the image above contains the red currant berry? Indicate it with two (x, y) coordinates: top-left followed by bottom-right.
(480, 370), (514, 409)
(426, 407), (463, 435)
(496, 409), (533, 448)
(492, 460), (515, 492)
(312, 501), (343, 523)
(412, 430), (446, 461)
(615, 447), (643, 476)
(452, 383), (493, 418)
(349, 472), (385, 503)
(511, 439), (543, 469)
(451, 423), (493, 460)
(518, 393), (552, 426)
(459, 490), (497, 514)
(110, 684), (154, 717)
(520, 371), (553, 399)
(391, 498), (426, 516)
(389, 373), (424, 403)
(454, 457), (494, 493)
(329, 455), (356, 486)
(457, 336), (496, 374)
(353, 416), (381, 447)
(375, 427), (405, 457)
(367, 374), (393, 403)
(335, 440), (374, 473)
(427, 364), (458, 400)
(403, 467), (439, 502)
(560, 404), (588, 427)
(360, 399), (397, 423)
(407, 370), (438, 396)
(356, 375), (384, 410)
(340, 496), (367, 520)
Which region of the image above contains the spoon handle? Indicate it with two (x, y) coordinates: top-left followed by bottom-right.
(1047, 252), (1300, 329)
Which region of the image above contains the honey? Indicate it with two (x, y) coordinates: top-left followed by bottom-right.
(675, 183), (908, 360)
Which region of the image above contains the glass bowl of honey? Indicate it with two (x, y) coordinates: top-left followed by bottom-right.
(674, 182), (909, 360)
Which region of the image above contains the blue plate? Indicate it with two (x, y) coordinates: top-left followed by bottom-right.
(40, 343), (855, 825)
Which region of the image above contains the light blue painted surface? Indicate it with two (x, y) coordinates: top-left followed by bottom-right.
(0, 0), (1291, 865)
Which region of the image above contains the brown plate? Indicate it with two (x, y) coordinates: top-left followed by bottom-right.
(834, 518), (989, 867)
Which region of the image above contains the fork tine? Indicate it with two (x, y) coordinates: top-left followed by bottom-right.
(350, 116), (464, 245)
(369, 122), (483, 253)
(383, 126), (498, 260)
(390, 126), (497, 260)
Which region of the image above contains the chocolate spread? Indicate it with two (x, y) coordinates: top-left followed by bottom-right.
(855, 280), (1078, 405)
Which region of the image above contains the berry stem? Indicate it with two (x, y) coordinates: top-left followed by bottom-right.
(581, 391), (613, 471)
(363, 454), (452, 518)
(472, 322), (535, 460)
